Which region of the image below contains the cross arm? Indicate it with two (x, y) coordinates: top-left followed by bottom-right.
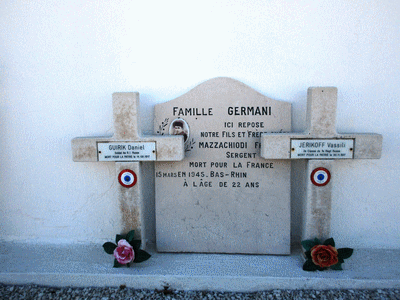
(148, 135), (185, 161)
(72, 135), (184, 162)
(260, 133), (382, 160)
(72, 136), (111, 162)
(260, 134), (293, 159)
(350, 133), (382, 159)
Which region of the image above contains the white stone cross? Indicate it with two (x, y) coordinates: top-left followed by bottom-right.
(72, 93), (184, 248)
(261, 87), (382, 241)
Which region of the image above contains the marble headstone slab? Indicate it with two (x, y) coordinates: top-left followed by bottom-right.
(154, 77), (291, 254)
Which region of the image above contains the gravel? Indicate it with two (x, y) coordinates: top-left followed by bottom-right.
(1, 284), (399, 300)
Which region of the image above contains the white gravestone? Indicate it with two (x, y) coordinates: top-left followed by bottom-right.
(261, 87), (382, 241)
(154, 77), (292, 254)
(72, 93), (185, 248)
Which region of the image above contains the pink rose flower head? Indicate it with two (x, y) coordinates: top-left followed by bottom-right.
(113, 239), (135, 264)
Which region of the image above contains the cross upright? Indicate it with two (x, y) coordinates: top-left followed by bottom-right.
(72, 93), (184, 248)
(261, 87), (382, 241)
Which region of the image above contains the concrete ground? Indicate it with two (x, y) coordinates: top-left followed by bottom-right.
(0, 242), (399, 292)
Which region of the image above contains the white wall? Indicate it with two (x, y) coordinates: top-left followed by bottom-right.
(1, 0), (399, 248)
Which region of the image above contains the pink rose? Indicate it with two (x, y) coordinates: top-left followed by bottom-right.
(113, 239), (135, 264)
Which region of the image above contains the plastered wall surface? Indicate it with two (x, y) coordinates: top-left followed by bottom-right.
(0, 1), (399, 248)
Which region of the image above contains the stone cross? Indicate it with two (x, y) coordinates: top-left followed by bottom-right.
(72, 93), (184, 248)
(260, 87), (382, 241)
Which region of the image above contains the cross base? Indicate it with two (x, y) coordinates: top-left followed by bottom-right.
(302, 160), (334, 241)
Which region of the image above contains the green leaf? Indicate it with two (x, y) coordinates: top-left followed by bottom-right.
(338, 248), (353, 260)
(301, 240), (317, 251)
(313, 238), (322, 245)
(330, 262), (343, 270)
(303, 259), (319, 271)
(130, 239), (141, 252)
(102, 242), (117, 254)
(113, 259), (124, 268)
(126, 230), (135, 243)
(133, 249), (151, 263)
(304, 250), (311, 259)
(323, 238), (335, 247)
(116, 234), (126, 244)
